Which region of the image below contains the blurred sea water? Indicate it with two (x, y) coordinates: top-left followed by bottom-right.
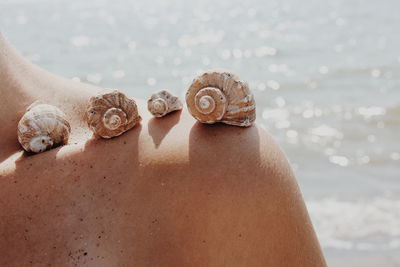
(1, 0), (399, 265)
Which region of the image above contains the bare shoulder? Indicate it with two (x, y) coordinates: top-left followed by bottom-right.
(134, 109), (326, 266)
(0, 104), (325, 266)
(0, 99), (288, 181)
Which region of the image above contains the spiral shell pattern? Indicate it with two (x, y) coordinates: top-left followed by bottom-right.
(147, 90), (183, 117)
(17, 103), (71, 153)
(186, 70), (256, 127)
(86, 89), (141, 138)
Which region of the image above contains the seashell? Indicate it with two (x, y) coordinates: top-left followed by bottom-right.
(86, 89), (141, 138)
(17, 103), (71, 153)
(185, 70), (256, 127)
(147, 90), (183, 117)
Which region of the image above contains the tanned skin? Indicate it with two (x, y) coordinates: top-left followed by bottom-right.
(0, 34), (327, 267)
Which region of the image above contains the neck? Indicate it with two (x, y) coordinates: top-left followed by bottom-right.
(0, 35), (39, 157)
(0, 34), (99, 161)
(1, 36), (32, 108)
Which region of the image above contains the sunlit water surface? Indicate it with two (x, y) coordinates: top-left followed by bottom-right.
(1, 0), (400, 265)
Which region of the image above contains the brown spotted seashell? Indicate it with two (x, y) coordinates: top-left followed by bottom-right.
(86, 89), (141, 138)
(17, 103), (71, 153)
(147, 90), (183, 117)
(186, 70), (256, 127)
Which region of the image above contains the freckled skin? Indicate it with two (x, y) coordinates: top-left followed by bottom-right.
(0, 35), (326, 267)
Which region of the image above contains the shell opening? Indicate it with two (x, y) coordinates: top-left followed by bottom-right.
(197, 95), (215, 114)
(103, 108), (127, 130)
(29, 136), (53, 153)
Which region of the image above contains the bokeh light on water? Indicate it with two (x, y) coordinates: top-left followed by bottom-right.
(1, 0), (399, 265)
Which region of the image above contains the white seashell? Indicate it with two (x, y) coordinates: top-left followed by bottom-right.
(86, 89), (141, 138)
(185, 70), (256, 127)
(147, 90), (183, 117)
(17, 103), (71, 153)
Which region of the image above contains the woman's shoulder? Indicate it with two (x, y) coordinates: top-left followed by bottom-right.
(0, 103), (292, 188)
(0, 105), (326, 266)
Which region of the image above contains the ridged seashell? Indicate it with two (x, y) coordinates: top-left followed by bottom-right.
(86, 89), (141, 138)
(17, 103), (71, 153)
(147, 90), (183, 117)
(185, 70), (256, 127)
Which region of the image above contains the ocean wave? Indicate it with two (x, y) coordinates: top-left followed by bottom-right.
(307, 197), (400, 251)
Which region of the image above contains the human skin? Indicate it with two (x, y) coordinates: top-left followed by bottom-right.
(0, 34), (327, 266)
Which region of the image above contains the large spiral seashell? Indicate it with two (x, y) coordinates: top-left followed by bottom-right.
(17, 103), (71, 153)
(185, 70), (256, 127)
(147, 90), (183, 117)
(86, 89), (141, 138)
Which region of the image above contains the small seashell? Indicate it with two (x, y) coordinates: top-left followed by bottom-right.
(17, 103), (71, 153)
(185, 70), (256, 127)
(147, 90), (183, 117)
(86, 89), (141, 138)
